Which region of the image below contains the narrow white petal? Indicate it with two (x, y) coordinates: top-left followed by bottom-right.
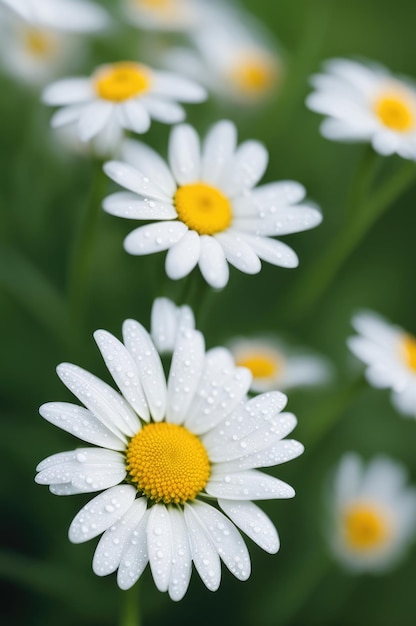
(103, 161), (172, 202)
(39, 402), (125, 450)
(119, 100), (151, 134)
(124, 222), (188, 256)
(184, 504), (221, 591)
(215, 232), (261, 274)
(141, 96), (185, 124)
(218, 500), (280, 553)
(117, 511), (150, 590)
(165, 230), (201, 280)
(50, 104), (84, 128)
(220, 140), (268, 196)
(122, 138), (176, 196)
(42, 78), (94, 105)
(93, 498), (147, 576)
(206, 469), (295, 500)
(351, 310), (401, 347)
(78, 100), (113, 142)
(37, 0), (110, 33)
(167, 508), (192, 601)
(198, 235), (229, 288)
(151, 298), (195, 354)
(201, 120), (237, 185)
(147, 504), (173, 592)
(68, 485), (137, 543)
(238, 234), (299, 268)
(167, 329), (205, 424)
(217, 439), (304, 471)
(94, 330), (149, 422)
(169, 124), (201, 185)
(233, 205), (323, 236)
(122, 319), (167, 421)
(103, 192), (177, 220)
(152, 71), (207, 102)
(251, 181), (306, 207)
(50, 483), (86, 496)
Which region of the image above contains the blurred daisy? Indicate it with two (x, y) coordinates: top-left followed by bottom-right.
(329, 453), (416, 572)
(35, 318), (303, 599)
(348, 310), (416, 418)
(306, 58), (416, 159)
(103, 121), (322, 288)
(122, 0), (209, 32)
(0, 0), (110, 32)
(151, 296), (195, 354)
(229, 337), (332, 393)
(42, 61), (206, 146)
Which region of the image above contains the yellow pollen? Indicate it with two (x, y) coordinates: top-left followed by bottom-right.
(229, 55), (277, 95)
(343, 504), (390, 551)
(374, 92), (414, 132)
(236, 352), (281, 379)
(401, 333), (416, 371)
(94, 62), (152, 102)
(126, 422), (210, 504)
(174, 183), (232, 235)
(23, 28), (56, 58)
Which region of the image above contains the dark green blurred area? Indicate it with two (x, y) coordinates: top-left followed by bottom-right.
(1, 0), (416, 624)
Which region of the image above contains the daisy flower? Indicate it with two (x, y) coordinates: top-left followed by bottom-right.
(229, 337), (332, 394)
(151, 296), (195, 354)
(348, 310), (416, 418)
(329, 453), (416, 572)
(0, 0), (110, 32)
(35, 318), (303, 600)
(122, 0), (210, 32)
(306, 58), (416, 159)
(103, 121), (322, 288)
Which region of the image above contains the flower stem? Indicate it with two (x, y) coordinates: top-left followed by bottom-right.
(119, 585), (141, 626)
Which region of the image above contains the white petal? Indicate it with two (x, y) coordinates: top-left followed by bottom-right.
(206, 469), (295, 500)
(39, 402), (125, 450)
(117, 511), (150, 590)
(184, 504), (221, 591)
(50, 483), (86, 496)
(351, 310), (401, 347)
(103, 161), (172, 202)
(152, 71), (207, 102)
(124, 222), (188, 256)
(169, 124), (201, 185)
(141, 96), (185, 124)
(233, 205), (323, 236)
(237, 234), (299, 268)
(218, 439), (304, 471)
(220, 140), (268, 196)
(68, 485), (137, 543)
(103, 192), (177, 221)
(167, 329), (205, 424)
(251, 181), (306, 207)
(119, 100), (151, 134)
(94, 330), (149, 422)
(151, 298), (195, 354)
(37, 0), (110, 33)
(218, 500), (279, 553)
(191, 501), (251, 581)
(201, 120), (237, 185)
(122, 138), (176, 196)
(42, 78), (94, 105)
(147, 504), (173, 592)
(50, 104), (84, 128)
(165, 230), (201, 280)
(93, 498), (147, 576)
(167, 508), (192, 601)
(122, 319), (167, 421)
(392, 387), (416, 418)
(215, 232), (261, 274)
(78, 100), (113, 142)
(198, 235), (229, 288)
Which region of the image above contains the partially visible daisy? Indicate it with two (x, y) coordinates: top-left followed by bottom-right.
(229, 337), (332, 394)
(306, 58), (416, 159)
(348, 310), (416, 418)
(0, 0), (110, 32)
(122, 0), (210, 32)
(328, 453), (416, 572)
(151, 296), (195, 354)
(35, 317), (303, 599)
(42, 62), (206, 147)
(103, 121), (322, 288)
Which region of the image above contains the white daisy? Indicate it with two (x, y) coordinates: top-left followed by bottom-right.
(229, 337), (332, 394)
(103, 121), (322, 288)
(0, 0), (110, 32)
(122, 0), (210, 32)
(151, 296), (195, 354)
(35, 318), (303, 599)
(329, 453), (416, 572)
(42, 61), (206, 147)
(348, 310), (416, 418)
(306, 58), (416, 159)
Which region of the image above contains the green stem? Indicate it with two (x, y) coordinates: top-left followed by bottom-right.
(119, 585), (141, 626)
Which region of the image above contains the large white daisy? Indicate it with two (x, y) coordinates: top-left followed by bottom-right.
(329, 453), (416, 572)
(35, 318), (303, 599)
(103, 121), (322, 288)
(348, 310), (416, 418)
(0, 0), (110, 32)
(42, 61), (206, 145)
(306, 58), (416, 159)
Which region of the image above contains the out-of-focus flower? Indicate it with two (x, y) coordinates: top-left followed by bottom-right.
(306, 58), (416, 159)
(328, 453), (416, 572)
(229, 337), (332, 393)
(348, 310), (416, 418)
(35, 317), (303, 600)
(122, 0), (210, 32)
(151, 297), (195, 354)
(103, 121), (322, 288)
(42, 61), (206, 148)
(0, 0), (110, 32)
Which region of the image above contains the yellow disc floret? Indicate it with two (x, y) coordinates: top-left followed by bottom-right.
(23, 28), (57, 58)
(229, 54), (277, 96)
(401, 334), (416, 371)
(94, 62), (152, 102)
(343, 503), (390, 551)
(174, 183), (232, 235)
(374, 92), (414, 132)
(126, 422), (210, 504)
(236, 352), (281, 380)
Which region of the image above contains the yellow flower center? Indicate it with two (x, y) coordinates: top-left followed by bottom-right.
(174, 183), (232, 235)
(94, 62), (152, 102)
(23, 28), (56, 58)
(229, 55), (277, 96)
(374, 92), (414, 132)
(137, 0), (175, 14)
(126, 422), (210, 504)
(401, 333), (416, 371)
(344, 504), (390, 551)
(236, 352), (281, 379)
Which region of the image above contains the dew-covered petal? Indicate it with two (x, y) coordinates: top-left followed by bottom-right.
(103, 192), (177, 221)
(42, 77), (94, 105)
(151, 297), (195, 354)
(152, 71), (207, 103)
(124, 222), (188, 256)
(198, 235), (229, 289)
(78, 100), (114, 141)
(165, 230), (201, 280)
(141, 96), (185, 124)
(169, 124), (201, 185)
(147, 504), (173, 592)
(117, 510), (150, 590)
(217, 438), (304, 471)
(237, 234), (299, 268)
(220, 140), (268, 196)
(103, 161), (172, 202)
(50, 483), (86, 496)
(191, 501), (251, 581)
(215, 231), (261, 274)
(93, 498), (147, 576)
(234, 205), (322, 236)
(251, 181), (306, 208)
(184, 504), (221, 591)
(119, 99), (151, 134)
(206, 469), (295, 500)
(201, 120), (237, 185)
(167, 508), (192, 601)
(39, 402), (125, 450)
(218, 500), (279, 553)
(122, 319), (167, 421)
(122, 138), (177, 196)
(68, 485), (137, 543)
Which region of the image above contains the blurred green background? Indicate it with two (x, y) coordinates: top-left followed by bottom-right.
(1, 0), (416, 624)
